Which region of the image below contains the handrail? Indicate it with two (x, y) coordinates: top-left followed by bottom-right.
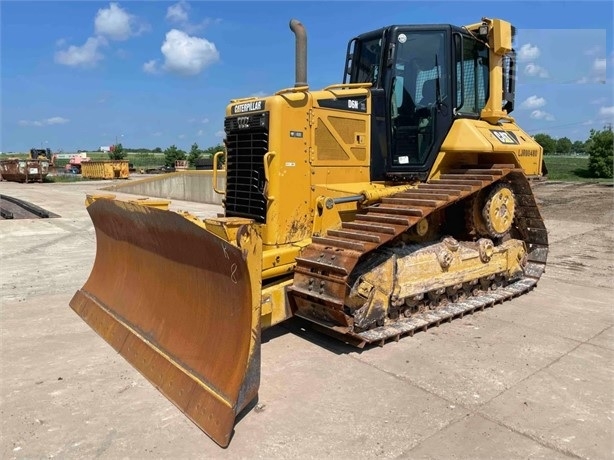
(212, 151), (225, 195)
(275, 85), (309, 96)
(263, 151), (276, 202)
(322, 82), (372, 91)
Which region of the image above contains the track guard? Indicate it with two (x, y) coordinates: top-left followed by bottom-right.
(69, 198), (262, 447)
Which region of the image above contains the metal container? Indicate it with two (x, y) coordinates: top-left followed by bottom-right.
(0, 158), (49, 183)
(81, 160), (130, 180)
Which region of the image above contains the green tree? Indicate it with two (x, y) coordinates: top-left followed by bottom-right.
(587, 127), (613, 178)
(187, 142), (203, 167)
(163, 144), (187, 167)
(153, 147), (162, 153)
(203, 143), (225, 156)
(572, 140), (586, 155)
(533, 133), (557, 155)
(201, 143), (225, 168)
(109, 143), (126, 160)
(555, 137), (572, 155)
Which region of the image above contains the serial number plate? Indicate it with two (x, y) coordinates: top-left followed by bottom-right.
(28, 168), (38, 174)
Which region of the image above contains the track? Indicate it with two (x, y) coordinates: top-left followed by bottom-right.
(287, 165), (549, 347)
(0, 194), (57, 220)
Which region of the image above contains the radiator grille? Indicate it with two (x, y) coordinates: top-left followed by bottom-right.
(223, 113), (269, 223)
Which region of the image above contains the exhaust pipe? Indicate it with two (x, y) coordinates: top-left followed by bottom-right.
(289, 19), (307, 87)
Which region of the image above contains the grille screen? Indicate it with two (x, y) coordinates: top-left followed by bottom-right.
(315, 122), (350, 161)
(223, 113), (269, 223)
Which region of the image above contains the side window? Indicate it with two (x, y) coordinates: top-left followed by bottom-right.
(353, 38), (382, 84)
(456, 36), (489, 115)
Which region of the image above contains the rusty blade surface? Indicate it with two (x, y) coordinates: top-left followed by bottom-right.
(69, 198), (261, 447)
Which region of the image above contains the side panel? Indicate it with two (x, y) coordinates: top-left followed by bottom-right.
(431, 118), (544, 178)
(310, 89), (372, 186)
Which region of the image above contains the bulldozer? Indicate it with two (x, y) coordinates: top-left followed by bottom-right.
(70, 17), (548, 448)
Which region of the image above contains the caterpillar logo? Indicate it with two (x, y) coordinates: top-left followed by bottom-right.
(490, 130), (519, 145)
(232, 100), (265, 114)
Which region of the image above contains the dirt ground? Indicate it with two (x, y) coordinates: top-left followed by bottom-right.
(1, 178), (612, 459)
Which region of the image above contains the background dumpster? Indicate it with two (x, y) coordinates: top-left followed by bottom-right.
(81, 161), (129, 180)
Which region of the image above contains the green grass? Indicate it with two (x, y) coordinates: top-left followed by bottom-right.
(543, 155), (612, 183)
(43, 174), (88, 183)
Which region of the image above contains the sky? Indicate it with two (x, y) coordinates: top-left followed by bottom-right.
(1, 0), (613, 153)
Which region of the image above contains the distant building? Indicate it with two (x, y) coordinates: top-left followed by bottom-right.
(99, 146), (111, 153)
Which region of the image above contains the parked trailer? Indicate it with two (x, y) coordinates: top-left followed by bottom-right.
(0, 158), (49, 183)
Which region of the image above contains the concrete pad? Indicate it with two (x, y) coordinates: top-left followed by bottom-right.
(403, 414), (567, 459)
(1, 180), (612, 459)
(486, 275), (614, 343)
(1, 294), (465, 459)
(588, 326), (614, 351)
(227, 331), (465, 458)
(352, 311), (579, 408)
(481, 343), (614, 459)
(543, 219), (614, 289)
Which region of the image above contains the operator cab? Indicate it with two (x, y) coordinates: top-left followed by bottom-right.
(344, 25), (493, 181)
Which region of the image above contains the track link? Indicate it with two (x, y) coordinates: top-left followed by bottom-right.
(287, 165), (549, 347)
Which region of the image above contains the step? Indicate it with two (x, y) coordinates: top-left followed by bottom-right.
(328, 229), (382, 243)
(342, 221), (397, 235)
(312, 236), (366, 252)
(381, 197), (441, 207)
(355, 214), (417, 226)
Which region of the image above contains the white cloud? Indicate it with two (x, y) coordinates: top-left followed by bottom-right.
(530, 110), (555, 121)
(201, 118), (209, 124)
(584, 45), (602, 56)
(94, 2), (147, 41)
(165, 1), (220, 34)
(518, 43), (540, 61)
(18, 117), (69, 127)
(582, 119), (594, 126)
(215, 130), (225, 138)
(520, 95), (546, 110)
(524, 63), (549, 78)
(143, 59), (159, 74)
(46, 117), (70, 125)
(197, 129), (205, 136)
(152, 131), (162, 137)
(598, 106), (614, 117)
(591, 97), (608, 105)
(577, 58), (607, 84)
(54, 36), (106, 68)
(55, 2), (147, 69)
(160, 29), (219, 76)
(178, 134), (186, 139)
(593, 58), (606, 79)
(250, 91), (268, 98)
(166, 1), (189, 23)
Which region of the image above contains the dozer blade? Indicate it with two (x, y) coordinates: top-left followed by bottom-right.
(69, 197), (262, 447)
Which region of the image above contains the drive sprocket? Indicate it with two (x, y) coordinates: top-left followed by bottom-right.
(467, 182), (516, 239)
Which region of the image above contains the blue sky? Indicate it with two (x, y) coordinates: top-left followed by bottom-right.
(1, 0), (613, 153)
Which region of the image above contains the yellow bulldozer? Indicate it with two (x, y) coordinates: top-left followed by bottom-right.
(70, 17), (548, 447)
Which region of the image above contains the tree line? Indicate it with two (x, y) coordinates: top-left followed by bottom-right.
(109, 142), (225, 168)
(534, 126), (613, 178)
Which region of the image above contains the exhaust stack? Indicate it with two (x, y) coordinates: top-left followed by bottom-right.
(289, 19), (307, 87)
